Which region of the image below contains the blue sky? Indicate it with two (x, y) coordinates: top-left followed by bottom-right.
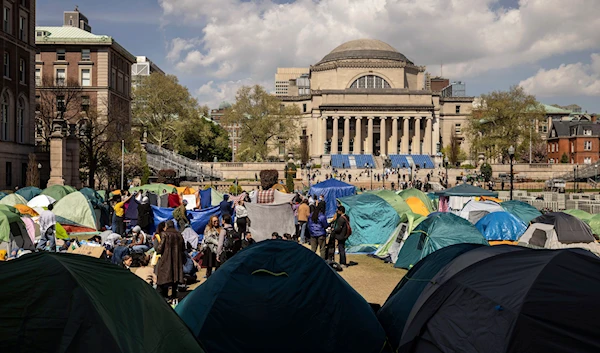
(37, 0), (600, 112)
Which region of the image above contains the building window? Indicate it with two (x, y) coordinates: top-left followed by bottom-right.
(279, 141), (285, 155)
(571, 142), (574, 153)
(584, 129), (592, 136)
(5, 162), (11, 187)
(81, 49), (90, 61)
(111, 69), (116, 89)
(35, 68), (40, 86)
(35, 95), (40, 111)
(455, 123), (461, 134)
(125, 76), (129, 96)
(56, 49), (66, 61)
(81, 95), (90, 112)
(585, 157), (592, 165)
(1, 92), (8, 141)
(542, 126), (548, 133)
(3, 7), (10, 33)
(350, 75), (391, 89)
(17, 98), (24, 143)
(3, 52), (9, 78)
(19, 16), (25, 41)
(584, 141), (592, 151)
(302, 103), (307, 113)
(81, 69), (91, 86)
(56, 95), (65, 111)
(56, 69), (66, 85)
(455, 105), (461, 114)
(19, 58), (25, 83)
(551, 144), (554, 152)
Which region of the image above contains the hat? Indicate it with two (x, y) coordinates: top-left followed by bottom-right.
(182, 200), (188, 205)
(132, 225), (141, 233)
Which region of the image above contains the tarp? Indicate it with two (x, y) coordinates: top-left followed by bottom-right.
(370, 190), (413, 221)
(27, 195), (56, 208)
(211, 188), (224, 207)
(378, 243), (485, 352)
(41, 185), (76, 202)
(199, 189), (211, 209)
(563, 209), (593, 222)
(151, 205), (220, 235)
(245, 203), (295, 242)
(0, 252), (206, 353)
(475, 211), (527, 241)
(15, 186), (42, 201)
(459, 200), (504, 224)
(398, 188), (435, 212)
(273, 190), (296, 205)
(0, 193), (27, 206)
(434, 183), (499, 197)
(395, 213), (488, 269)
(0, 205), (18, 214)
(309, 179), (356, 218)
(500, 200), (542, 224)
(405, 197), (430, 217)
(183, 195), (196, 210)
(52, 192), (98, 230)
(130, 183), (176, 194)
(338, 193), (400, 253)
(176, 240), (386, 353)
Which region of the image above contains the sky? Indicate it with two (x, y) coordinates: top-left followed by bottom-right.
(37, 0), (600, 112)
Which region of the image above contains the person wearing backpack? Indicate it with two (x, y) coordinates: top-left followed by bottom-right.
(331, 205), (351, 267)
(217, 214), (240, 264)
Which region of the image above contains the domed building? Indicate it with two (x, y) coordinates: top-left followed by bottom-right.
(279, 39), (474, 168)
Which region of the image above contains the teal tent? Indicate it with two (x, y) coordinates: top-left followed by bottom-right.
(374, 212), (426, 263)
(398, 188), (435, 212)
(0, 192), (7, 200)
(52, 192), (98, 230)
(15, 186), (42, 201)
(395, 213), (488, 269)
(369, 190), (413, 221)
(0, 252), (205, 353)
(80, 187), (105, 207)
(41, 185), (76, 202)
(500, 200), (542, 224)
(338, 193), (400, 253)
(434, 183), (498, 197)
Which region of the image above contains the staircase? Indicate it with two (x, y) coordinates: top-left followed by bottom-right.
(145, 143), (223, 180)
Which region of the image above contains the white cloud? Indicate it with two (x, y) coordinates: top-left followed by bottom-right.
(159, 0), (600, 106)
(167, 37), (202, 62)
(196, 78), (271, 109)
(519, 54), (600, 97)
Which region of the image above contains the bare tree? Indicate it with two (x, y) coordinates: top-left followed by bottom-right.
(36, 75), (82, 146)
(26, 153), (40, 187)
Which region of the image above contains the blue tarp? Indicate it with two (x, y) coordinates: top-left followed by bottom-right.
(309, 179), (356, 218)
(199, 189), (212, 209)
(475, 211), (527, 241)
(151, 205), (220, 237)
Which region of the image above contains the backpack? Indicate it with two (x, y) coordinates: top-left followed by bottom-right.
(221, 227), (240, 263)
(341, 215), (352, 239)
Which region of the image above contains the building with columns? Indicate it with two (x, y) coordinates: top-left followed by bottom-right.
(280, 39), (474, 167)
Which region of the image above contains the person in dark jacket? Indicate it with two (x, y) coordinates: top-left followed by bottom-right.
(242, 232), (256, 249)
(156, 220), (185, 301)
(137, 196), (154, 234)
(328, 205), (349, 266)
(308, 202), (328, 258)
(219, 194), (233, 217)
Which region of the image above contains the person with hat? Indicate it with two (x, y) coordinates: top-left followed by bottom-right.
(137, 196), (154, 234)
(173, 200), (190, 229)
(129, 226), (149, 253)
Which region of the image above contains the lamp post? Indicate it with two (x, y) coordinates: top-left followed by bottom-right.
(508, 146), (515, 200)
(444, 156), (449, 188)
(370, 165), (373, 190)
(210, 162), (214, 189)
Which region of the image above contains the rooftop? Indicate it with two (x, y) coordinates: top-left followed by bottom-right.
(316, 38), (414, 66)
(35, 26), (109, 42)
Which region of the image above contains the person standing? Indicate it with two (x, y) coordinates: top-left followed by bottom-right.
(137, 196), (154, 234)
(156, 220), (185, 302)
(235, 198), (250, 235)
(37, 206), (57, 251)
(329, 206), (350, 266)
(113, 194), (131, 236)
(297, 199), (310, 244)
(202, 216), (222, 278)
(242, 232), (256, 249)
(308, 202), (328, 259)
(219, 194), (233, 218)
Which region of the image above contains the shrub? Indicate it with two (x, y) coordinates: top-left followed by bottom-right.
(228, 184), (243, 195)
(480, 163), (492, 182)
(157, 169), (177, 184)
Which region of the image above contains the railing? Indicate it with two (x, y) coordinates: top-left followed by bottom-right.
(145, 143), (223, 179)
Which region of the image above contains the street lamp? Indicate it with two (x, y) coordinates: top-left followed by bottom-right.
(370, 165), (373, 190)
(444, 156), (449, 188)
(508, 145), (515, 200)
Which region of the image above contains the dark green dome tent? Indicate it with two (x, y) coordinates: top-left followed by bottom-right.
(15, 186), (42, 201)
(176, 240), (387, 353)
(0, 252), (206, 353)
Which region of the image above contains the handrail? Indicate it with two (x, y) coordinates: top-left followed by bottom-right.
(145, 144), (223, 179)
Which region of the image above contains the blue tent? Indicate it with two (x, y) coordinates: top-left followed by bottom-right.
(475, 211), (527, 241)
(309, 179), (355, 218)
(151, 205), (220, 237)
(378, 243), (485, 352)
(338, 193), (400, 253)
(176, 240), (386, 353)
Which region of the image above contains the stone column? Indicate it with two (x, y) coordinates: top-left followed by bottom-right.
(48, 118), (67, 187)
(432, 116), (440, 155)
(424, 116), (433, 155)
(331, 116), (339, 155)
(391, 117), (399, 154)
(402, 117), (410, 154)
(366, 117), (374, 154)
(413, 117), (422, 154)
(355, 117), (362, 154)
(380, 117), (387, 156)
(342, 116), (350, 154)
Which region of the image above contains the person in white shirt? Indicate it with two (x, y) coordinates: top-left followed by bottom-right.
(235, 198), (250, 235)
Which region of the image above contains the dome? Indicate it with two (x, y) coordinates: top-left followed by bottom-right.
(316, 39), (413, 66)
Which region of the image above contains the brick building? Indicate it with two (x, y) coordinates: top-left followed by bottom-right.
(210, 102), (240, 161)
(0, 0), (37, 190)
(547, 119), (600, 165)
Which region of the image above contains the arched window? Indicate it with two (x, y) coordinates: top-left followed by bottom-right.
(17, 97), (25, 143)
(350, 75), (391, 89)
(1, 92), (8, 141)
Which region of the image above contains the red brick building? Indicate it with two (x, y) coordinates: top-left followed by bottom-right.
(547, 120), (600, 164)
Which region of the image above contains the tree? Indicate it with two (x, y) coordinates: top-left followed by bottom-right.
(517, 140), (548, 163)
(174, 109), (232, 162)
(36, 75), (82, 146)
(285, 162), (296, 192)
(441, 130), (467, 166)
(157, 169), (177, 184)
(560, 153), (569, 163)
(26, 154), (40, 187)
(223, 85), (301, 161)
(480, 163), (492, 182)
(132, 73), (199, 148)
(466, 86), (546, 162)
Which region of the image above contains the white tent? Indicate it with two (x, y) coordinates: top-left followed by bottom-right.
(519, 223), (600, 255)
(27, 195), (56, 208)
(459, 200), (504, 224)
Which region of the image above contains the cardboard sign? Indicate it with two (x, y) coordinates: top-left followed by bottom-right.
(68, 245), (106, 259)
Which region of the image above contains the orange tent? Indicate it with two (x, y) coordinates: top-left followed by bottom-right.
(176, 186), (197, 195)
(14, 204), (38, 217)
(405, 196), (430, 217)
(478, 196), (503, 203)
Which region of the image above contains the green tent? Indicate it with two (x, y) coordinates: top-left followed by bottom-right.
(563, 209), (593, 222)
(0, 252), (206, 353)
(398, 188), (435, 212)
(0, 193), (27, 207)
(96, 190), (107, 201)
(41, 185), (75, 202)
(338, 193), (401, 253)
(0, 205), (19, 215)
(211, 188), (224, 207)
(395, 213), (489, 269)
(374, 211), (426, 262)
(15, 186), (42, 201)
(500, 200), (542, 224)
(588, 214), (600, 236)
(369, 190), (413, 221)
(130, 183), (177, 194)
(52, 191), (98, 230)
(0, 209), (24, 243)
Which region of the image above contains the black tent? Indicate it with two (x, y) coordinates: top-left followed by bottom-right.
(399, 245), (600, 353)
(531, 212), (595, 244)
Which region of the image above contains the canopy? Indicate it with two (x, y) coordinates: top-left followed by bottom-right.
(27, 194), (56, 208)
(405, 197), (430, 217)
(398, 188), (434, 212)
(152, 205), (220, 235)
(15, 186), (42, 201)
(475, 211), (527, 241)
(0, 193), (27, 207)
(500, 200), (542, 224)
(0, 252), (205, 353)
(563, 209), (593, 222)
(41, 185), (76, 202)
(52, 192), (98, 231)
(459, 200), (504, 224)
(399, 246), (600, 353)
(370, 190), (413, 221)
(309, 179), (356, 218)
(378, 243), (485, 352)
(80, 187), (105, 207)
(395, 213), (488, 269)
(130, 183), (176, 194)
(339, 193), (401, 253)
(435, 183), (499, 197)
(245, 202), (296, 242)
(176, 240), (386, 353)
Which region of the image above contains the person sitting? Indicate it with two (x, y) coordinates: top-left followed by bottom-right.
(173, 200), (190, 228)
(271, 232), (282, 240)
(134, 255), (157, 287)
(283, 233), (293, 241)
(129, 226), (150, 253)
(120, 254), (133, 270)
(112, 239), (130, 265)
